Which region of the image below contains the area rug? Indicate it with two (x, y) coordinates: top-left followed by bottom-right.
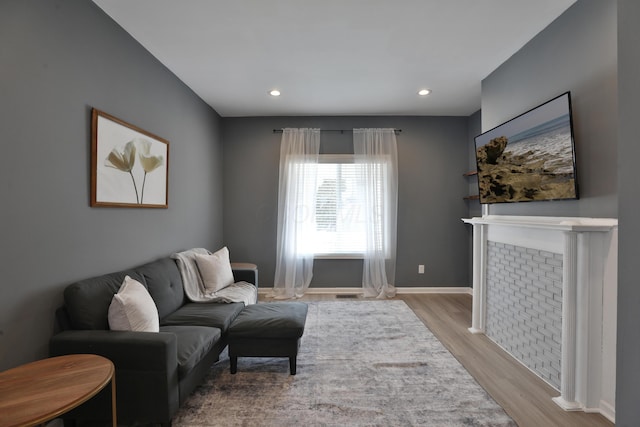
(173, 300), (517, 426)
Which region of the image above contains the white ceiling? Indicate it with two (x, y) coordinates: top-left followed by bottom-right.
(93, 0), (576, 117)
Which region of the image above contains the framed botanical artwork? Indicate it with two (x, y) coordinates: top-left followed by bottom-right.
(91, 109), (169, 208)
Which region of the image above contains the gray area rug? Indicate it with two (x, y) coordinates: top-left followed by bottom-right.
(173, 300), (517, 426)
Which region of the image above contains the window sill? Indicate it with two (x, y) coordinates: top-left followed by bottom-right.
(314, 254), (364, 260)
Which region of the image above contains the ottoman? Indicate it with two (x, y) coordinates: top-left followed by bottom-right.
(228, 302), (308, 375)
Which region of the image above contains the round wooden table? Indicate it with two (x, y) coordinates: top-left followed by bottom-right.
(0, 354), (116, 427)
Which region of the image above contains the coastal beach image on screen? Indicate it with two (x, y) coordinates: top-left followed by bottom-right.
(474, 92), (578, 204)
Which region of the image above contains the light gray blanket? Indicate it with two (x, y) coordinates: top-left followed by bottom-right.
(171, 248), (257, 305)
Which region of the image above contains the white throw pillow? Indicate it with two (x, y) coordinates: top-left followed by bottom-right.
(108, 276), (159, 332)
(194, 246), (235, 293)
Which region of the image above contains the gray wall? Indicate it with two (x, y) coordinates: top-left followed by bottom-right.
(466, 110), (482, 219)
(0, 1), (223, 370)
(466, 110), (482, 279)
(480, 0), (618, 218)
(616, 0), (640, 425)
(222, 116), (470, 289)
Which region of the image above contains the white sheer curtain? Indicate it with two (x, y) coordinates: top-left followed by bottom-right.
(353, 128), (398, 298)
(272, 128), (321, 299)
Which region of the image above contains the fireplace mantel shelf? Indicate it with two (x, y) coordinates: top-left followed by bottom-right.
(463, 215), (617, 232)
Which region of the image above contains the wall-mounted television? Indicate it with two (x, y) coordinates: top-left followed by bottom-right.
(474, 92), (579, 204)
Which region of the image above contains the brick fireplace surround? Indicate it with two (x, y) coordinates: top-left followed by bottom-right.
(463, 216), (618, 423)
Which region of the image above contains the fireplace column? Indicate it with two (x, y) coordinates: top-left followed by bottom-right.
(553, 231), (580, 410)
(468, 222), (487, 334)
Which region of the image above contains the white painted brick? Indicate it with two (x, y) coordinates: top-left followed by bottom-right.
(531, 304), (548, 318)
(545, 283), (561, 294)
(539, 263), (554, 272)
(540, 366), (556, 382)
(485, 241), (562, 389)
(537, 300), (554, 314)
(539, 328), (555, 340)
(515, 312), (531, 324)
(520, 267), (531, 276)
(537, 340), (554, 354)
(532, 292), (546, 303)
(546, 257), (562, 267)
(521, 285), (534, 296)
(531, 317), (547, 330)
(547, 324), (562, 339)
(511, 275), (523, 284)
(539, 288), (554, 299)
(545, 271), (562, 281)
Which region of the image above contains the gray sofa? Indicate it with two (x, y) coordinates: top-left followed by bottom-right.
(49, 256), (258, 426)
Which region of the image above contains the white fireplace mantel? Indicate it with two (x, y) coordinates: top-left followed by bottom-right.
(462, 215), (618, 422)
(463, 215), (617, 232)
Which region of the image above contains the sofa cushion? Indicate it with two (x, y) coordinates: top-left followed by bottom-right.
(65, 269), (142, 330)
(135, 258), (185, 319)
(108, 276), (160, 332)
(194, 247), (234, 293)
(160, 325), (221, 376)
(161, 302), (245, 333)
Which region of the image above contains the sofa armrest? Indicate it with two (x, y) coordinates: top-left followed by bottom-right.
(49, 330), (179, 424)
(50, 330), (178, 369)
(231, 262), (258, 287)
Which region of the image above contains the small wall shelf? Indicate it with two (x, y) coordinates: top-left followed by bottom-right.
(464, 171), (479, 200)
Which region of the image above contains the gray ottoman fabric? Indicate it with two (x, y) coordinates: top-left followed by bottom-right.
(228, 302), (308, 374)
(228, 302), (308, 337)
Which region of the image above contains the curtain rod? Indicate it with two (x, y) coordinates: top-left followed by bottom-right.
(272, 128), (401, 134)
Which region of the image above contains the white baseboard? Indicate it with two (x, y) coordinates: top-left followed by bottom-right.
(595, 400), (615, 424)
(396, 287), (472, 295)
(258, 287), (472, 295)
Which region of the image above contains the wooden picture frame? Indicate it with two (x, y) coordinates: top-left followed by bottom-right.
(91, 109), (169, 208)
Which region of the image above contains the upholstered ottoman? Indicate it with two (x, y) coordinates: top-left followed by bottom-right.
(228, 302), (308, 375)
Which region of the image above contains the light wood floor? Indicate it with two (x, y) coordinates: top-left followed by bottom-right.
(262, 293), (614, 427)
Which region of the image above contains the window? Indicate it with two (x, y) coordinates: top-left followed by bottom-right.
(299, 154), (389, 258)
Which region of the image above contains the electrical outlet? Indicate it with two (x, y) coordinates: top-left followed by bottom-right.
(418, 265), (425, 274)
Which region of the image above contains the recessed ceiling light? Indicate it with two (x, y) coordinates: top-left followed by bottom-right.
(418, 89), (431, 96)
(269, 89), (281, 97)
